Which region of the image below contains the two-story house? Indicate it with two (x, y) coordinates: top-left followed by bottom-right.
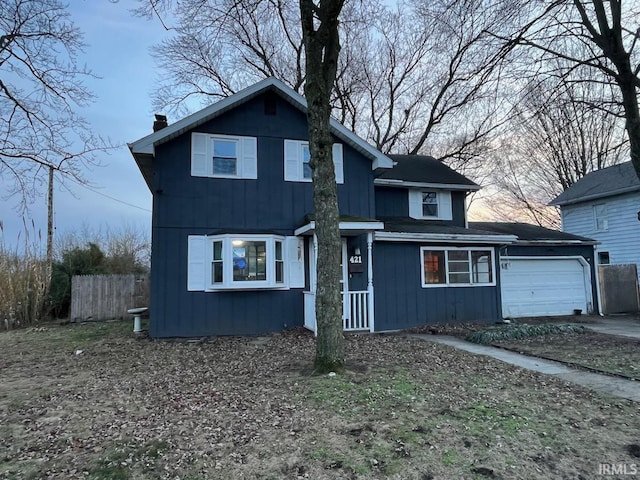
(551, 162), (640, 308)
(129, 78), (598, 338)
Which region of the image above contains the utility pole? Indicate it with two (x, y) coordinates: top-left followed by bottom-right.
(46, 165), (54, 285)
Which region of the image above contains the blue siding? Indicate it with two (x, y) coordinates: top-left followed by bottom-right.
(500, 244), (598, 312)
(149, 227), (303, 338)
(149, 93), (375, 337)
(374, 187), (467, 227)
(373, 242), (501, 331)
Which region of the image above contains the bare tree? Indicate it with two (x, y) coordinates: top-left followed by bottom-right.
(0, 0), (110, 208)
(300, 0), (345, 371)
(499, 0), (640, 178)
(486, 71), (627, 227)
(140, 0), (528, 176)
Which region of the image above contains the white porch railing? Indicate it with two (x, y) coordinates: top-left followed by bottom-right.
(303, 290), (370, 333)
(303, 291), (316, 332)
(342, 291), (369, 331)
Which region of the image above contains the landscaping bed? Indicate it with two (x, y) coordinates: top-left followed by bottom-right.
(1, 321), (639, 479)
(494, 331), (640, 380)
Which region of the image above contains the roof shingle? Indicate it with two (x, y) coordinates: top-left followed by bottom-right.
(550, 161), (640, 206)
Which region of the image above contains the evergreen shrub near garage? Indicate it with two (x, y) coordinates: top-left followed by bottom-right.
(466, 323), (586, 344)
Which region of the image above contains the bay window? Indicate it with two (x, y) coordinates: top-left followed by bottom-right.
(187, 234), (304, 291)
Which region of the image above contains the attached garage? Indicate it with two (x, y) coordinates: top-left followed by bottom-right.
(500, 256), (593, 318)
(469, 222), (598, 319)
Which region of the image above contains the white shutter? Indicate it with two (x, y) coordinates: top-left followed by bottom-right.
(408, 190), (423, 219)
(332, 143), (344, 184)
(284, 140), (301, 181)
(240, 137), (258, 179)
(187, 235), (207, 291)
(191, 133), (210, 177)
(439, 191), (453, 220)
(286, 236), (305, 288)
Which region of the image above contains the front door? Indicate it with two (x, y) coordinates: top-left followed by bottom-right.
(309, 238), (349, 316)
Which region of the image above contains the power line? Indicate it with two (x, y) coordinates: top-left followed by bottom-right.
(64, 177), (152, 213)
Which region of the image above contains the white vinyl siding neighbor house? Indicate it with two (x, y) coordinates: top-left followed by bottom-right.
(561, 192), (640, 277)
(551, 162), (640, 284)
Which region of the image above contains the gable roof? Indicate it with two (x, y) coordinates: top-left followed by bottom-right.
(129, 77), (394, 189)
(470, 222), (596, 244)
(550, 161), (640, 207)
(374, 155), (480, 191)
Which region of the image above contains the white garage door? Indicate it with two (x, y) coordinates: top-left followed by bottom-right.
(500, 256), (591, 318)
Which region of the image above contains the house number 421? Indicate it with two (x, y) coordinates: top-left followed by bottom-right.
(349, 255), (363, 264)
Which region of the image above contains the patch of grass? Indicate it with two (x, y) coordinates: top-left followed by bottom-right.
(307, 368), (420, 416)
(466, 323), (585, 344)
(69, 320), (134, 344)
(88, 439), (166, 479)
(442, 449), (461, 467)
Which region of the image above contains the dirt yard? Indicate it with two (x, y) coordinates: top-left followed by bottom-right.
(1, 321), (640, 479)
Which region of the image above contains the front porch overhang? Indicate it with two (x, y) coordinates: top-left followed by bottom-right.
(295, 216), (384, 237)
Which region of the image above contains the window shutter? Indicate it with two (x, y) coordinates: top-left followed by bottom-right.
(187, 235), (207, 291)
(240, 137), (258, 179)
(332, 143), (344, 184)
(408, 190), (422, 219)
(439, 191), (453, 220)
(191, 133), (210, 177)
(284, 140), (300, 181)
(286, 236), (305, 288)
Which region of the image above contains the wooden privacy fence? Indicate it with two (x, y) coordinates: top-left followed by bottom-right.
(598, 264), (640, 314)
(70, 274), (149, 322)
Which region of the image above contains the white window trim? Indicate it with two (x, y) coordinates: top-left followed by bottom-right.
(191, 132), (258, 180)
(409, 189), (452, 220)
(206, 234), (284, 290)
(593, 203), (608, 232)
(187, 234), (305, 291)
(284, 139), (344, 183)
(420, 246), (496, 288)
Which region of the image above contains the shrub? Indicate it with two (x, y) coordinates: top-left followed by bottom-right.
(465, 323), (586, 344)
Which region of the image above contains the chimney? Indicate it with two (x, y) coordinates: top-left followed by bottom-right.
(153, 114), (168, 132)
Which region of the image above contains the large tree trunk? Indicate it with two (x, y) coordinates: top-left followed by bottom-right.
(300, 0), (345, 372)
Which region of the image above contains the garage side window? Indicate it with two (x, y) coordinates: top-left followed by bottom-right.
(421, 248), (495, 287)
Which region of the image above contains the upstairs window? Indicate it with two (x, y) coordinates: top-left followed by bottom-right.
(212, 139), (238, 176)
(409, 189), (452, 220)
(284, 140), (344, 183)
(421, 248), (494, 287)
(593, 204), (608, 232)
(191, 133), (257, 179)
(422, 191), (438, 217)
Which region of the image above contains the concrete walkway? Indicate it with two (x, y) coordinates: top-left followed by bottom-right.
(411, 334), (640, 402)
(582, 316), (640, 340)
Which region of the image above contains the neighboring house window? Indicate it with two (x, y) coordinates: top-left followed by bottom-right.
(593, 204), (608, 231)
(187, 235), (304, 291)
(420, 247), (495, 287)
(191, 133), (258, 179)
(598, 252), (610, 265)
(409, 189), (452, 220)
(284, 140), (344, 183)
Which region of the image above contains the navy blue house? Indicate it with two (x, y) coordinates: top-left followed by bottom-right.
(129, 78), (597, 338)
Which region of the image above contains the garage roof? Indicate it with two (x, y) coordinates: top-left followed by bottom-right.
(470, 222), (597, 245)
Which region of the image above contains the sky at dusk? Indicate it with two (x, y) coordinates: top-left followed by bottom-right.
(0, 2), (170, 248)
